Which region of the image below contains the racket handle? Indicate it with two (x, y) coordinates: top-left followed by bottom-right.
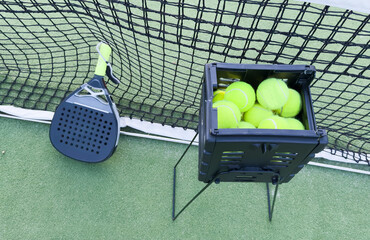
(94, 43), (112, 76)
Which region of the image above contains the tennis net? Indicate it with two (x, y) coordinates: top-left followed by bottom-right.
(0, 0), (368, 164)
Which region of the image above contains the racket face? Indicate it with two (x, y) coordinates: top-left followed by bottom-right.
(50, 77), (120, 162)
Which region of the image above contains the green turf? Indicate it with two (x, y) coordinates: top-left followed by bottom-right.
(0, 117), (369, 239)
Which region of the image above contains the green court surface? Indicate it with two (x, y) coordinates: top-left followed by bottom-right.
(0, 117), (368, 240)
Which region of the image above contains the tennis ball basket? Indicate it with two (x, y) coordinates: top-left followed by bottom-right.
(198, 63), (328, 183)
(172, 63), (328, 222)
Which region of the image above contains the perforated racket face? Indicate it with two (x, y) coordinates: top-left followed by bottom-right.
(50, 78), (120, 162)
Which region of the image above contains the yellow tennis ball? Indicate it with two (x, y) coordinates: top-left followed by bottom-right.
(224, 81), (255, 112)
(212, 89), (225, 103)
(218, 71), (242, 80)
(258, 116), (288, 129)
(276, 89), (302, 117)
(213, 100), (241, 129)
(257, 78), (289, 110)
(285, 118), (305, 130)
(243, 103), (274, 127)
(238, 121), (256, 129)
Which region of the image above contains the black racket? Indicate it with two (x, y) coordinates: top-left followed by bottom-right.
(50, 42), (120, 163)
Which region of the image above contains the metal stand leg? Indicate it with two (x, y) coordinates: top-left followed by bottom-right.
(173, 133), (214, 221)
(172, 132), (282, 222)
(266, 177), (280, 222)
(172, 175), (214, 221)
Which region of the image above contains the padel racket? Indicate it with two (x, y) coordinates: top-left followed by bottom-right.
(50, 42), (120, 163)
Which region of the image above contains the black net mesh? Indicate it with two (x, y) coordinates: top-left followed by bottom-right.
(0, 0), (369, 164)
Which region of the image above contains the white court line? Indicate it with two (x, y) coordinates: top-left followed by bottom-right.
(0, 106), (369, 175)
(308, 161), (370, 175)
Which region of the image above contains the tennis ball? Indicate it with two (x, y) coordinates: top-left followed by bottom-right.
(276, 88), (302, 117)
(224, 81), (255, 112)
(285, 118), (305, 130)
(212, 89), (225, 103)
(238, 121), (256, 129)
(243, 103), (274, 127)
(256, 78), (289, 110)
(258, 116), (288, 129)
(213, 100), (241, 129)
(219, 71), (242, 80)
(228, 73), (241, 79)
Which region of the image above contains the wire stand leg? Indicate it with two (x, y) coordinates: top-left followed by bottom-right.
(266, 178), (279, 222)
(173, 177), (214, 221)
(173, 133), (216, 221)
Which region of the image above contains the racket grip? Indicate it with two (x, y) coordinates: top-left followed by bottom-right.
(94, 43), (112, 76)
